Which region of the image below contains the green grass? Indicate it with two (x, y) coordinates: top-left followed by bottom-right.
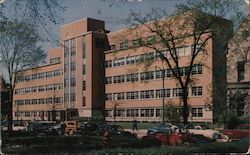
(107, 121), (224, 130)
(107, 121), (162, 129)
(3, 142), (248, 155)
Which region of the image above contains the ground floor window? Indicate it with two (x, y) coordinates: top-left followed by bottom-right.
(141, 109), (154, 117)
(192, 108), (203, 117)
(126, 109), (139, 117)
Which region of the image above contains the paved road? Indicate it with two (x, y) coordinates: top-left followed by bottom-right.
(125, 129), (147, 138)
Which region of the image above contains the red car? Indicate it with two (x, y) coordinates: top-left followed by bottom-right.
(143, 129), (214, 146)
(223, 124), (250, 141)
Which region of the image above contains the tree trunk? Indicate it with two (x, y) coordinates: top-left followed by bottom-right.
(113, 106), (116, 125)
(52, 110), (56, 121)
(182, 88), (189, 125)
(182, 98), (189, 125)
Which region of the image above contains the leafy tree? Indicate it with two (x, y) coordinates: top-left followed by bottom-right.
(0, 21), (46, 132)
(0, 0), (66, 45)
(164, 100), (181, 123)
(119, 0), (246, 125)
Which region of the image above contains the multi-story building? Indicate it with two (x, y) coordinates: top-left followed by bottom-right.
(104, 16), (232, 123)
(13, 48), (65, 121)
(60, 18), (108, 119)
(227, 15), (250, 117)
(13, 15), (232, 123)
(13, 18), (108, 121)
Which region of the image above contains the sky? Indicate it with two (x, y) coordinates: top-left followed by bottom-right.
(45, 0), (183, 51)
(1, 0), (249, 52)
(1, 0), (184, 51)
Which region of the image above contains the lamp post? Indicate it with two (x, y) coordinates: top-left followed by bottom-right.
(155, 66), (165, 124)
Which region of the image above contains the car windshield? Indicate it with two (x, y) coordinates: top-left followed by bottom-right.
(159, 124), (171, 128)
(238, 125), (250, 130)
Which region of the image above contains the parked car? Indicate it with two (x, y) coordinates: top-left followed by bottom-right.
(92, 124), (136, 138)
(147, 123), (172, 134)
(223, 124), (250, 141)
(47, 123), (62, 135)
(143, 129), (214, 146)
(63, 121), (80, 135)
(185, 124), (229, 142)
(78, 122), (98, 135)
(2, 120), (27, 132)
(2, 123), (27, 132)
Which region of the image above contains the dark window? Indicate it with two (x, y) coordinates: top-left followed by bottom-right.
(120, 41), (128, 50)
(70, 62), (76, 71)
(83, 65), (86, 74)
(132, 39), (141, 47)
(64, 40), (70, 57)
(82, 36), (86, 59)
(70, 78), (76, 86)
(82, 81), (86, 90)
(192, 108), (203, 117)
(105, 60), (112, 68)
(82, 97), (86, 107)
(147, 35), (156, 44)
(238, 61), (245, 81)
(110, 45), (116, 50)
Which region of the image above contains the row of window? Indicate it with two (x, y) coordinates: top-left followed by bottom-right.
(110, 35), (157, 51)
(17, 69), (63, 83)
(64, 93), (76, 102)
(14, 111), (60, 118)
(14, 83), (63, 95)
(105, 44), (203, 68)
(105, 86), (203, 101)
(106, 107), (203, 118)
(64, 38), (76, 57)
(105, 65), (203, 84)
(50, 57), (61, 64)
(64, 36), (87, 58)
(15, 97), (64, 106)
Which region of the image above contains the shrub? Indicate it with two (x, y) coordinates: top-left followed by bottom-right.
(224, 113), (241, 129)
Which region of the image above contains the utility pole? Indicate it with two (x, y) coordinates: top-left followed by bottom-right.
(155, 66), (165, 124)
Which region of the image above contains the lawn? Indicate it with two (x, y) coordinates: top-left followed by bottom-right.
(107, 121), (162, 129)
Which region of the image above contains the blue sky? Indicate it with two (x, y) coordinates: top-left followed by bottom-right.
(47, 0), (182, 50)
(1, 0), (249, 51)
(2, 0), (184, 51)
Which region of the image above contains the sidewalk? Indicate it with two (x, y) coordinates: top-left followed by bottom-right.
(125, 129), (148, 138)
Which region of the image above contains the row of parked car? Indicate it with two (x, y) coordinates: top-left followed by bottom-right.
(145, 123), (250, 146)
(2, 120), (249, 147)
(24, 120), (136, 138)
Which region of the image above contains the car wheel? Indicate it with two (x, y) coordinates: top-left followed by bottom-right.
(221, 135), (230, 142)
(69, 130), (74, 135)
(182, 141), (191, 147)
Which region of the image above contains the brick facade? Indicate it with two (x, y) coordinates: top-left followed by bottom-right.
(227, 15), (250, 117)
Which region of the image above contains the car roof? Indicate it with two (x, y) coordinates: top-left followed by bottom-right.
(239, 124), (250, 126)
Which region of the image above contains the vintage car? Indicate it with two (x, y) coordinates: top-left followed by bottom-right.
(92, 124), (136, 138)
(223, 124), (250, 141)
(147, 123), (173, 134)
(185, 124), (229, 142)
(2, 121), (27, 132)
(143, 129), (215, 146)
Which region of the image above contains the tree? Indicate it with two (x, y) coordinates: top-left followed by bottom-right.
(0, 21), (46, 132)
(0, 0), (66, 45)
(164, 100), (182, 123)
(119, 0), (246, 125)
(110, 100), (122, 125)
